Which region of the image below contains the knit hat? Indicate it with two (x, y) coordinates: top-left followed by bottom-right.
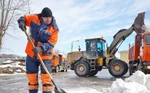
(41, 7), (52, 17)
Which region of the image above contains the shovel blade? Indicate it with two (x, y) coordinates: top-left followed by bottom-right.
(54, 87), (67, 93)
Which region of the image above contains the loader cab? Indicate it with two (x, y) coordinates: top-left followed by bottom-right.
(85, 37), (106, 58)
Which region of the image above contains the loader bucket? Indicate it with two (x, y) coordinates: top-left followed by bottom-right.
(134, 12), (145, 33)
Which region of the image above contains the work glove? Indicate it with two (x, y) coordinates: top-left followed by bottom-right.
(32, 47), (43, 55)
(19, 22), (26, 31)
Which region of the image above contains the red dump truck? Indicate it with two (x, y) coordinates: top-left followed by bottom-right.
(129, 31), (150, 75)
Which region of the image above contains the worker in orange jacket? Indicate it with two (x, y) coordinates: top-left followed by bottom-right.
(17, 7), (59, 93)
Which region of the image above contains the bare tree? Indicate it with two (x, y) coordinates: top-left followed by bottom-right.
(0, 0), (30, 49)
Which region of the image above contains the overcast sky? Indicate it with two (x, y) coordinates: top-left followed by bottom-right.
(1, 0), (150, 57)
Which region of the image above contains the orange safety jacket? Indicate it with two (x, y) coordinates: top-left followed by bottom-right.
(18, 14), (59, 60)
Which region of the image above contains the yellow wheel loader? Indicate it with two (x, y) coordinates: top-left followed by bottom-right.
(67, 12), (145, 77)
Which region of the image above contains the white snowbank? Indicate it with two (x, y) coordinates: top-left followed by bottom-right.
(104, 71), (150, 93)
(0, 62), (26, 74)
(0, 61), (24, 68)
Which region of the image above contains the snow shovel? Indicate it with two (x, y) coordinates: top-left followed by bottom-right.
(24, 30), (67, 93)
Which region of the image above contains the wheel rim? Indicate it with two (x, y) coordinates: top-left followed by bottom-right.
(75, 61), (90, 77)
(113, 63), (121, 72)
(78, 64), (85, 72)
(76, 64), (87, 75)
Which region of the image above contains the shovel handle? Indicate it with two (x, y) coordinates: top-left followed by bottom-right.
(24, 30), (53, 80)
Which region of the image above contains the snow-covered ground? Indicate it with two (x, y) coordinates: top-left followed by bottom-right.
(65, 88), (103, 93)
(53, 71), (150, 93)
(0, 69), (150, 93)
(56, 71), (150, 93)
(39, 88), (103, 93)
(104, 71), (150, 93)
(64, 71), (150, 93)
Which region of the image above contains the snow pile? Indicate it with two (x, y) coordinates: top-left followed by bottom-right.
(104, 71), (150, 93)
(0, 62), (26, 74)
(66, 88), (102, 93)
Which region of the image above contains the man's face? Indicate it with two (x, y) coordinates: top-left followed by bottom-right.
(42, 17), (52, 24)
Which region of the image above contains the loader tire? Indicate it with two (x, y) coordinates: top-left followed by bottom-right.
(74, 61), (90, 77)
(88, 70), (98, 76)
(129, 63), (133, 75)
(108, 59), (128, 77)
(122, 61), (128, 75)
(129, 61), (138, 75)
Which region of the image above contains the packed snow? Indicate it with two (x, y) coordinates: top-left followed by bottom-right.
(66, 88), (103, 93)
(43, 88), (103, 93)
(61, 71), (150, 93)
(51, 71), (150, 93)
(1, 64), (150, 93)
(104, 71), (150, 93)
